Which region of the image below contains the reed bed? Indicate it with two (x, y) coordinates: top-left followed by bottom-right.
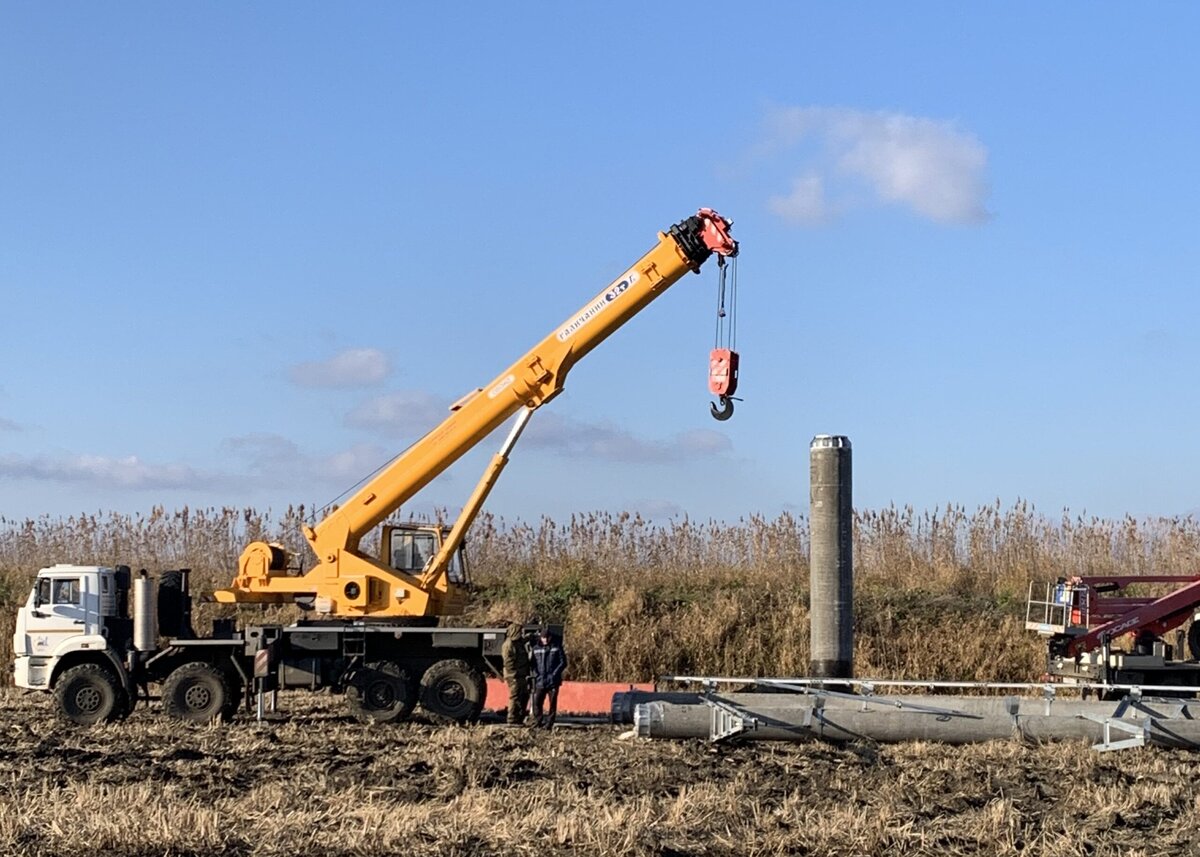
(1, 502), (1197, 683)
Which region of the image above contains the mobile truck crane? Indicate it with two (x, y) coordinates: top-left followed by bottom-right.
(13, 209), (740, 726)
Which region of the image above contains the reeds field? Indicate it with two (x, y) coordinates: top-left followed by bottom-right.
(3, 501), (1199, 682)
(3, 502), (1200, 856)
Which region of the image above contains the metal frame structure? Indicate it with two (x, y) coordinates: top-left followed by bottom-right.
(656, 675), (1199, 751)
(662, 674), (1200, 698)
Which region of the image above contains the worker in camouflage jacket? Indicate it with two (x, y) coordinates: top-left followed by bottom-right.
(501, 622), (531, 725)
(530, 627), (568, 728)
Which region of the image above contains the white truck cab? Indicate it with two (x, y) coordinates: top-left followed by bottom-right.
(14, 563), (241, 726)
(13, 565), (128, 696)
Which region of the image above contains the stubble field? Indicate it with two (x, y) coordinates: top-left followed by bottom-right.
(3, 687), (1200, 856)
(3, 503), (1200, 855)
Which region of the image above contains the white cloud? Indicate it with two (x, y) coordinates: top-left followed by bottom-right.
(673, 430), (735, 457)
(223, 433), (389, 487)
(290, 348), (391, 389)
(525, 411), (732, 464)
(768, 172), (833, 225)
(344, 390), (451, 436)
(0, 435), (401, 498)
(0, 453), (217, 490)
(762, 106), (990, 225)
(221, 433), (455, 512)
(0, 417), (19, 432)
(343, 388), (733, 465)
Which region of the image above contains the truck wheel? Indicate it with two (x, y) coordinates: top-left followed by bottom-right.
(162, 662), (235, 723)
(54, 663), (126, 726)
(419, 659), (486, 724)
(346, 661), (416, 724)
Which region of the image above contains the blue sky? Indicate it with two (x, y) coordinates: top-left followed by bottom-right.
(1, 5), (1198, 523)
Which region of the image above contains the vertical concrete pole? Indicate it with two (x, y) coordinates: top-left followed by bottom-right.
(809, 435), (853, 678)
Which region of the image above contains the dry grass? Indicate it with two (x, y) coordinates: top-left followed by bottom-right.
(0, 688), (1199, 856)
(2, 502), (1199, 682)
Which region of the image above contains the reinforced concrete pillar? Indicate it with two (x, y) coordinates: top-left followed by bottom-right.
(809, 435), (853, 678)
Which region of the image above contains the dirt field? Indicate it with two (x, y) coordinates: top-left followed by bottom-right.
(2, 688), (1200, 856)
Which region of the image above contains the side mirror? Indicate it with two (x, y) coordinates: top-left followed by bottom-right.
(31, 585), (46, 618)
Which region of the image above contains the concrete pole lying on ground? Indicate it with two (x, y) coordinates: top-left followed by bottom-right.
(810, 435), (853, 679)
(610, 691), (1200, 749)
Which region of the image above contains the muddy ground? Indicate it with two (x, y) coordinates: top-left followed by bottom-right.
(1, 688), (1199, 856)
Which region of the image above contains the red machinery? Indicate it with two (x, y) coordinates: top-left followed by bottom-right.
(1027, 575), (1200, 689)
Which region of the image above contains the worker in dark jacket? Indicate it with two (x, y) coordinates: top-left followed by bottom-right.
(530, 627), (567, 728)
(501, 622), (531, 725)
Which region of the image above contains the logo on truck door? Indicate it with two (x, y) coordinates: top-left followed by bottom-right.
(556, 271), (639, 342)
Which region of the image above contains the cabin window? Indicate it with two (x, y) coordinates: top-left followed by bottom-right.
(447, 550), (466, 584)
(52, 578), (81, 605)
(390, 532), (438, 573)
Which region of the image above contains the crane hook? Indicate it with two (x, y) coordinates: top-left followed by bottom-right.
(710, 396), (735, 421)
(707, 348), (739, 421)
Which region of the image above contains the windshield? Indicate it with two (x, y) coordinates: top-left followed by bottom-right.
(53, 578), (81, 605)
(390, 531), (438, 573)
(447, 548), (466, 585)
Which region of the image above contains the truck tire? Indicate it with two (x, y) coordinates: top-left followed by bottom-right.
(419, 659), (486, 724)
(346, 661), (416, 724)
(54, 663), (126, 726)
(162, 662), (235, 723)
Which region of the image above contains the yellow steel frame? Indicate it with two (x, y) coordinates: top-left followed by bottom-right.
(213, 213), (735, 617)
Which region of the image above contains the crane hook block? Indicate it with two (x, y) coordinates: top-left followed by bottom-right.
(708, 348), (739, 398)
(708, 348), (739, 421)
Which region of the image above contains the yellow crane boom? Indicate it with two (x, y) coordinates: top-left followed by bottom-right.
(213, 209), (738, 617)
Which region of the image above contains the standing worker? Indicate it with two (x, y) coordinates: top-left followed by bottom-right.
(501, 622), (531, 725)
(530, 627), (567, 728)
